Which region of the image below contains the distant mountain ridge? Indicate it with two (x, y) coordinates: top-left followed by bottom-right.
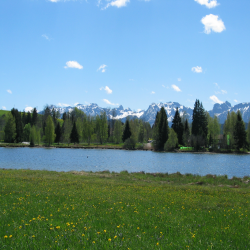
(40, 101), (250, 125)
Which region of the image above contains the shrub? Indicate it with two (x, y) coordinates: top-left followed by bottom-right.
(123, 137), (136, 150)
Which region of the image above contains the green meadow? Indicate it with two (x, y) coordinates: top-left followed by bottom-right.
(0, 169), (249, 249)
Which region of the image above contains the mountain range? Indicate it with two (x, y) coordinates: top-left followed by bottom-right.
(41, 101), (250, 126)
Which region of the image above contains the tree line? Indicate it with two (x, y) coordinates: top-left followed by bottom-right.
(153, 99), (250, 151)
(1, 99), (250, 151)
(1, 106), (152, 148)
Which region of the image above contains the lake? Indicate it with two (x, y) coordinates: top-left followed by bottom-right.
(0, 147), (249, 178)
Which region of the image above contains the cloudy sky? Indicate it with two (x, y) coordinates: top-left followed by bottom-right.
(1, 0), (250, 112)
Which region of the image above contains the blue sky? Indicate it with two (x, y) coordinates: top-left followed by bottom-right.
(1, 0), (250, 112)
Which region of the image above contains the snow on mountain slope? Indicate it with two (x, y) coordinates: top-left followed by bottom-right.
(39, 101), (250, 125)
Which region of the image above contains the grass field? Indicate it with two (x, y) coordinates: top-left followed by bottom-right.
(0, 110), (9, 117)
(0, 169), (249, 249)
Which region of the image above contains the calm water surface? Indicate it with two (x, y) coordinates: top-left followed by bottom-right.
(0, 147), (249, 178)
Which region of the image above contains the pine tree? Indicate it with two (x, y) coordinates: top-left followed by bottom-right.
(122, 119), (132, 142)
(114, 120), (123, 144)
(11, 108), (23, 142)
(31, 108), (38, 126)
(55, 122), (62, 145)
(153, 107), (169, 151)
(191, 100), (208, 148)
(4, 113), (16, 143)
(171, 107), (184, 145)
(26, 111), (32, 125)
(234, 111), (247, 150)
(183, 119), (190, 146)
(70, 121), (79, 144)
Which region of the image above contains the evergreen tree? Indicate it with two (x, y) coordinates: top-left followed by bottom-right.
(31, 108), (38, 126)
(29, 126), (37, 147)
(4, 113), (16, 143)
(247, 121), (250, 146)
(234, 111), (247, 150)
(26, 111), (32, 125)
(55, 122), (62, 145)
(171, 107), (184, 145)
(22, 111), (26, 126)
(153, 107), (169, 151)
(11, 108), (23, 142)
(44, 116), (55, 146)
(122, 119), (132, 142)
(62, 112), (67, 121)
(191, 100), (208, 148)
(62, 118), (72, 145)
(183, 119), (190, 146)
(223, 111), (237, 149)
(70, 121), (79, 144)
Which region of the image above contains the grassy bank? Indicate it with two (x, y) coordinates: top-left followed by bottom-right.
(0, 169), (249, 249)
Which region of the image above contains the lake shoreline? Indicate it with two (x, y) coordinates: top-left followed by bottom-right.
(0, 143), (249, 154)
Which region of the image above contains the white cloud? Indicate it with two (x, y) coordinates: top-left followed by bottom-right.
(178, 78), (181, 82)
(214, 82), (219, 87)
(58, 103), (70, 107)
(194, 0), (219, 8)
(42, 34), (50, 40)
(210, 95), (223, 104)
(64, 61), (83, 69)
(25, 107), (33, 112)
(2, 106), (6, 110)
(7, 89), (12, 94)
(172, 85), (181, 92)
(129, 79), (134, 81)
(192, 66), (203, 73)
(100, 86), (112, 94)
(104, 0), (130, 9)
(49, 0), (60, 2)
(201, 14), (226, 34)
(103, 99), (119, 106)
(151, 91), (155, 94)
(97, 64), (107, 73)
(74, 103), (79, 106)
(221, 90), (227, 94)
(234, 99), (238, 103)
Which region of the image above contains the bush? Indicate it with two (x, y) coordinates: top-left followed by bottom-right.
(123, 137), (136, 150)
(164, 129), (178, 151)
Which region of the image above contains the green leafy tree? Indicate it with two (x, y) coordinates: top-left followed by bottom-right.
(96, 112), (108, 144)
(234, 111), (247, 150)
(223, 111), (237, 149)
(44, 116), (55, 146)
(70, 121), (79, 144)
(114, 120), (123, 144)
(153, 107), (169, 151)
(83, 115), (95, 145)
(207, 113), (221, 147)
(55, 122), (62, 145)
(164, 128), (178, 151)
(4, 113), (16, 143)
(62, 118), (72, 145)
(76, 117), (83, 142)
(122, 119), (132, 142)
(23, 123), (31, 141)
(171, 107), (184, 145)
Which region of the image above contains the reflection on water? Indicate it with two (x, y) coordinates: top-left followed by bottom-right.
(0, 147), (249, 178)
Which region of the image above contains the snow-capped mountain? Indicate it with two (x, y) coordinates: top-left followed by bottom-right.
(209, 101), (250, 124)
(40, 101), (250, 125)
(141, 102), (193, 125)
